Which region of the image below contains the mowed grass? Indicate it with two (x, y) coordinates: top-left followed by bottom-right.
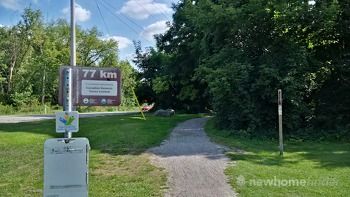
(0, 114), (198, 197)
(205, 119), (350, 197)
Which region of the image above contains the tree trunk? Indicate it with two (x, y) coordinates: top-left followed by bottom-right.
(41, 64), (46, 105)
(7, 61), (15, 94)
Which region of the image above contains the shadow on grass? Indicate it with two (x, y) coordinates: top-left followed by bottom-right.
(226, 152), (298, 166)
(0, 119), (59, 137)
(0, 114), (199, 156)
(206, 121), (350, 169)
(222, 139), (350, 168)
(2, 114), (348, 168)
(300, 150), (350, 168)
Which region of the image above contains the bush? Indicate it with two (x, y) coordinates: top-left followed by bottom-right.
(0, 104), (15, 115)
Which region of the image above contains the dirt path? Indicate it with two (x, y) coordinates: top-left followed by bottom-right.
(149, 118), (236, 197)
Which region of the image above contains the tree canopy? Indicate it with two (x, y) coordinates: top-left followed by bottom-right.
(134, 0), (350, 139)
(0, 8), (137, 108)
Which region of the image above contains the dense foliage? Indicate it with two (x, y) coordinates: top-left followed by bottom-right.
(0, 9), (137, 109)
(134, 0), (350, 139)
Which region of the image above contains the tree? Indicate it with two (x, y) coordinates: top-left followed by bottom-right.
(0, 9), (41, 96)
(134, 1), (210, 112)
(0, 8), (137, 109)
(134, 0), (350, 139)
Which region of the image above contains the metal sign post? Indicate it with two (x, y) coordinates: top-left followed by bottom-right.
(45, 1), (124, 196)
(278, 89), (283, 156)
(63, 68), (73, 138)
(62, 0), (76, 139)
(44, 1), (90, 196)
(70, 0), (76, 68)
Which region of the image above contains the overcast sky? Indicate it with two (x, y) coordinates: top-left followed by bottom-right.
(0, 0), (176, 63)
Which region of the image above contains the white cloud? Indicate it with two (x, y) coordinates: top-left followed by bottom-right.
(102, 36), (132, 50)
(0, 0), (21, 10)
(141, 20), (169, 40)
(120, 0), (172, 20)
(62, 3), (91, 22)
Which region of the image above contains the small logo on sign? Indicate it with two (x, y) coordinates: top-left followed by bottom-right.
(59, 113), (75, 126)
(101, 99), (107, 105)
(55, 111), (79, 133)
(83, 98), (89, 104)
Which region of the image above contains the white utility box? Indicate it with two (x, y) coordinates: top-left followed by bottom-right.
(44, 138), (90, 197)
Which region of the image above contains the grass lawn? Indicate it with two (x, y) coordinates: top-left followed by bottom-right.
(205, 119), (350, 197)
(0, 114), (198, 197)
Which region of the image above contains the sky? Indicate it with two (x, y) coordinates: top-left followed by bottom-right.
(0, 0), (177, 63)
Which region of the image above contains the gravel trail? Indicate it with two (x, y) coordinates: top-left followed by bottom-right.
(149, 118), (236, 197)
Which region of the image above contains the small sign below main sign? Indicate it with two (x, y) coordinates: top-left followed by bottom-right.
(56, 111), (79, 133)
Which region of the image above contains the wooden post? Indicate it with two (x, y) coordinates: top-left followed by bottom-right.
(278, 89), (283, 156)
(132, 89), (146, 120)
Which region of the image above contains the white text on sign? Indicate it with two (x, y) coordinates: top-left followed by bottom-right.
(81, 80), (118, 96)
(82, 69), (118, 79)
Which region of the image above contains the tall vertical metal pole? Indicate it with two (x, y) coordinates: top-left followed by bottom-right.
(70, 0), (76, 67)
(278, 89), (283, 156)
(64, 0), (76, 139)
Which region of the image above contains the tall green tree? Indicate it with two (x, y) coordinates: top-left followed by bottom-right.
(0, 8), (137, 109)
(135, 0), (350, 138)
(0, 9), (41, 96)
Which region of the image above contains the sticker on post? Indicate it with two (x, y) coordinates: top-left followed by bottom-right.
(56, 111), (79, 133)
(278, 105), (282, 115)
